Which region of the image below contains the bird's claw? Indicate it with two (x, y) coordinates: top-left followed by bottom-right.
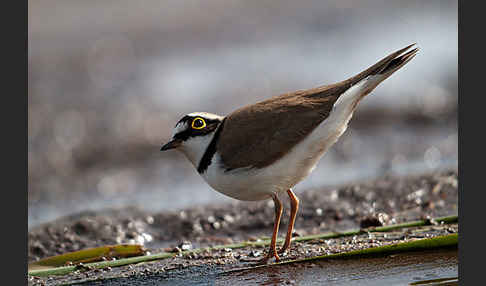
(255, 251), (280, 264)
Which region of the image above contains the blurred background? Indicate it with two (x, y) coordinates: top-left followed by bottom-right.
(28, 0), (457, 228)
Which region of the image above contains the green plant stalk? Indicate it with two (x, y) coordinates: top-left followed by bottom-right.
(284, 233), (457, 264)
(293, 214), (458, 243)
(28, 214), (457, 277)
(223, 233), (458, 274)
(28, 244), (145, 270)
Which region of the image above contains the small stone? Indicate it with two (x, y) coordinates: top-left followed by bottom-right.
(146, 216), (154, 224)
(249, 250), (261, 257)
(212, 222), (221, 229)
(223, 214), (235, 223)
(360, 216), (382, 228)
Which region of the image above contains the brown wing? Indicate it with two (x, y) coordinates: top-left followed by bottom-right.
(216, 88), (340, 170)
(217, 44), (417, 170)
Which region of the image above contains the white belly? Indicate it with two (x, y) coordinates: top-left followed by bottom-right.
(201, 76), (381, 201)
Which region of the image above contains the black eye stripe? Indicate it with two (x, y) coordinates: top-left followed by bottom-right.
(176, 116), (219, 126)
(173, 117), (222, 141)
(175, 115), (193, 127)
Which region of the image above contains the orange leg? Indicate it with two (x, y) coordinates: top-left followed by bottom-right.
(278, 189), (299, 254)
(259, 194), (283, 263)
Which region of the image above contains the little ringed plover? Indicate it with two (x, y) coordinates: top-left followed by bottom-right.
(161, 43), (418, 262)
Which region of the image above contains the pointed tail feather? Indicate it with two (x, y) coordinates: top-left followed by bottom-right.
(344, 43), (419, 86)
(303, 44), (418, 100)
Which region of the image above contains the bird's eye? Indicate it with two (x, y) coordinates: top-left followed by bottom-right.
(191, 117), (206, 129)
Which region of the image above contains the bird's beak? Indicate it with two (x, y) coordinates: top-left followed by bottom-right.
(160, 138), (182, 151)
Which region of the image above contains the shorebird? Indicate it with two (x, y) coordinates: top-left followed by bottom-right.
(161, 43), (418, 262)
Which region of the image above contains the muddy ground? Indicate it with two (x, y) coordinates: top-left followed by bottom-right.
(28, 169), (458, 285)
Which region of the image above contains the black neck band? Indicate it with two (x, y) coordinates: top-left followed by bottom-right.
(197, 118), (226, 174)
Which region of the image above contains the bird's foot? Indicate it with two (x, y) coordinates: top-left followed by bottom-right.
(277, 244), (290, 254)
(256, 251), (280, 264)
(240, 250), (280, 265)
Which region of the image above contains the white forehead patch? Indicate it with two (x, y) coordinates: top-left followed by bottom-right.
(172, 112), (224, 137)
(187, 112), (223, 121)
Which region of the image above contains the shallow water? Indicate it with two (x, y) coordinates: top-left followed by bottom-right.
(226, 249), (458, 286)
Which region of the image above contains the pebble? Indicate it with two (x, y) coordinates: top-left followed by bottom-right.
(249, 250), (261, 257)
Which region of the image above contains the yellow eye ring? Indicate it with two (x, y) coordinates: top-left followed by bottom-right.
(191, 117), (206, 129)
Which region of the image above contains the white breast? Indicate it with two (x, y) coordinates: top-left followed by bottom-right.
(200, 76), (383, 201)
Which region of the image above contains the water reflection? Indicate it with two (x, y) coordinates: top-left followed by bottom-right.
(221, 249), (457, 286)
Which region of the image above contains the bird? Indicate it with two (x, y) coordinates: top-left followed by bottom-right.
(160, 43), (418, 263)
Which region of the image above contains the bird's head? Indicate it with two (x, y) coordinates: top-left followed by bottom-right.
(161, 112), (224, 166)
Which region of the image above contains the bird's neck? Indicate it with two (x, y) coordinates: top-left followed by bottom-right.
(179, 133), (216, 169)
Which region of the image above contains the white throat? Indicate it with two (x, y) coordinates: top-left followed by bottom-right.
(171, 112), (223, 168)
(178, 133), (215, 168)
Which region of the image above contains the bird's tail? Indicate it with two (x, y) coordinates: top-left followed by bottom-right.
(326, 43), (419, 100)
(303, 44), (418, 101)
(345, 43), (419, 87)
